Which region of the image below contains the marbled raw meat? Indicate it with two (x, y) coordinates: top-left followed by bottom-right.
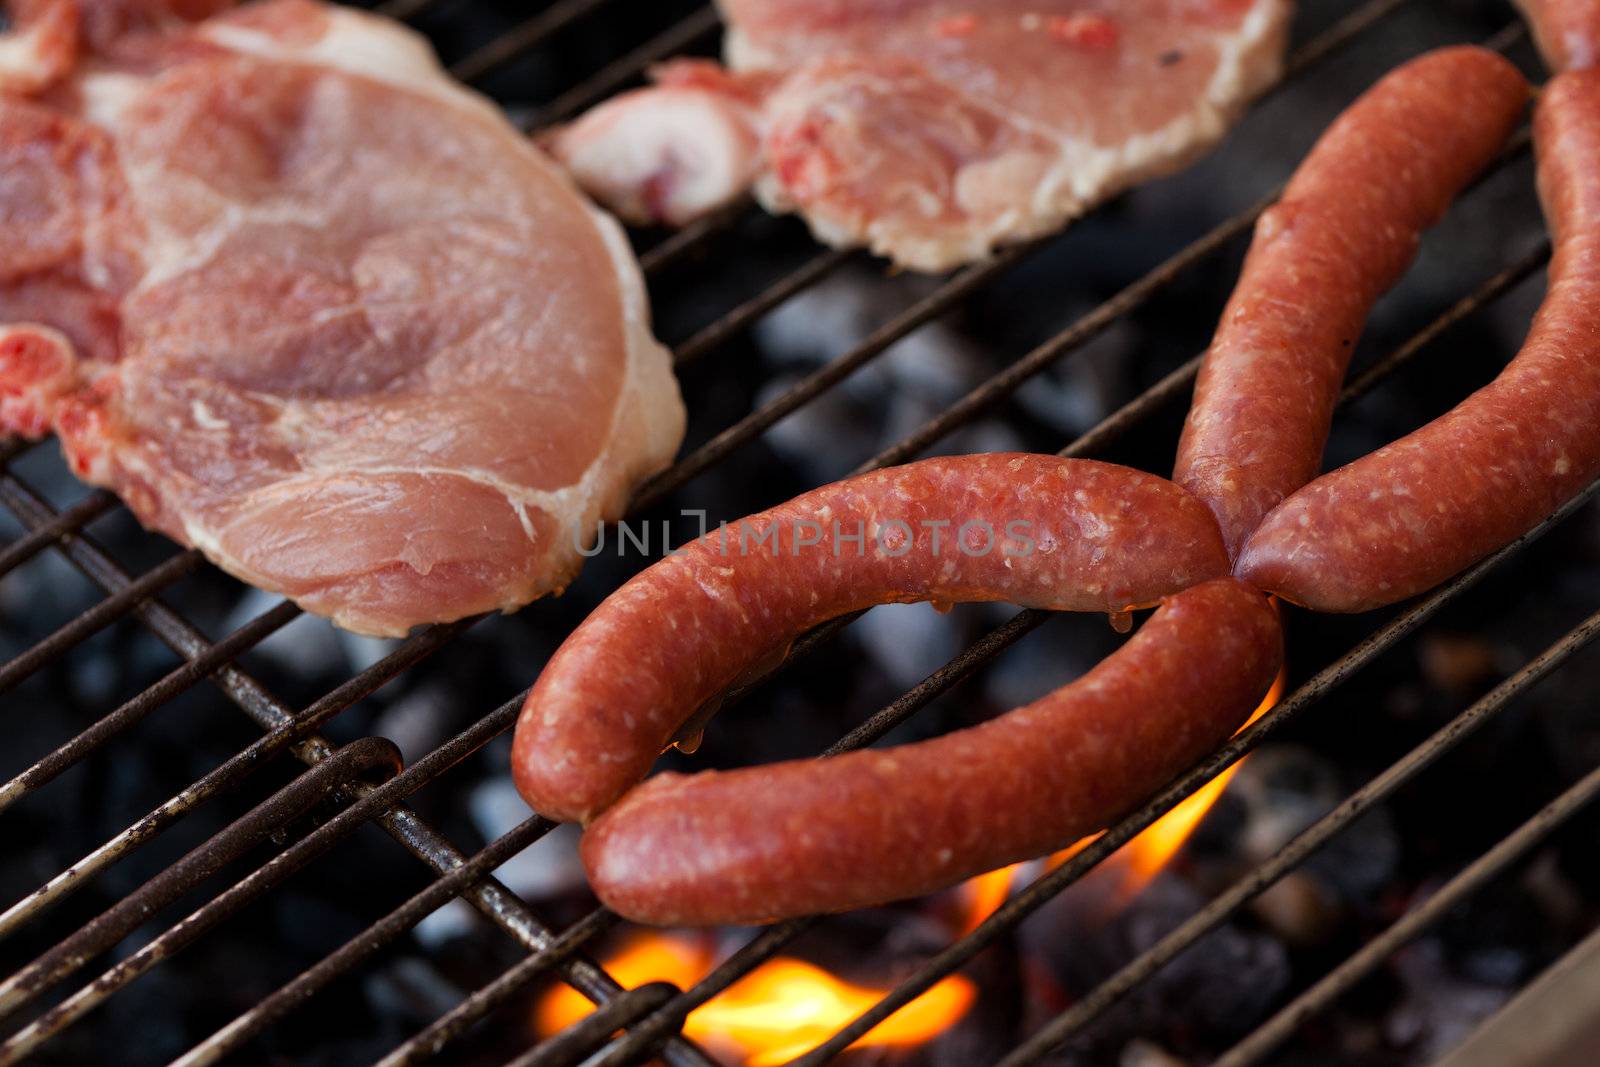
(0, 0), (684, 635)
(550, 0), (1291, 271)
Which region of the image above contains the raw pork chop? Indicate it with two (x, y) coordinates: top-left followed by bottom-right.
(549, 0), (1291, 272)
(0, 0), (685, 636)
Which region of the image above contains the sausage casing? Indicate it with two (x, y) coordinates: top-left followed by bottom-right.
(1238, 70), (1600, 611)
(512, 454), (1229, 823)
(1514, 0), (1600, 72)
(1175, 46), (1528, 558)
(581, 577), (1281, 926)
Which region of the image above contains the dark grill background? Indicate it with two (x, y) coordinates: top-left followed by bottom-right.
(3, 1), (1598, 1065)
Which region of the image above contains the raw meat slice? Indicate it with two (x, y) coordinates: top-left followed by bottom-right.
(549, 0), (1291, 272)
(0, 0), (233, 93)
(0, 0), (685, 636)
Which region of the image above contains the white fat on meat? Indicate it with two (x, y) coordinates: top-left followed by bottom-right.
(0, 0), (76, 94)
(0, 0), (685, 635)
(548, 80), (764, 227)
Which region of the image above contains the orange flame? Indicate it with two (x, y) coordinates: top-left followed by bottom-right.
(690, 959), (974, 1066)
(981, 666), (1288, 902)
(1119, 666), (1286, 889)
(536, 935), (975, 1065)
(960, 863), (1018, 934)
(539, 667), (1286, 1062)
(535, 935), (710, 1039)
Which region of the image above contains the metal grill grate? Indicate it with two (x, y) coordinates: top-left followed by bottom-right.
(2, 2), (1596, 1065)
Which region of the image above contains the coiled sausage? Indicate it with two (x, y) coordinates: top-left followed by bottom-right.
(512, 454), (1230, 824)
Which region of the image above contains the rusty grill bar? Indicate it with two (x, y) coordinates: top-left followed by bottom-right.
(1, 2), (1594, 1066)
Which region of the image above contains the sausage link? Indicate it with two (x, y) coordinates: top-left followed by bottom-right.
(581, 577), (1281, 926)
(1237, 70), (1600, 612)
(1514, 0), (1600, 72)
(1175, 46), (1528, 559)
(512, 454), (1229, 823)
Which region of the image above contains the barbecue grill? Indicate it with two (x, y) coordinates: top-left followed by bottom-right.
(3, 0), (1598, 1064)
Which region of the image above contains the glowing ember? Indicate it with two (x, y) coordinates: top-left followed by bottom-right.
(535, 935), (974, 1065)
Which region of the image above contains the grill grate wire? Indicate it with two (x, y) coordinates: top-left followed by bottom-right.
(0, 2), (1594, 1066)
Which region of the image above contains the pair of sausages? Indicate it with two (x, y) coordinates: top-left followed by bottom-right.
(1207, 55), (1600, 612)
(514, 44), (1600, 927)
(1175, 46), (1529, 560)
